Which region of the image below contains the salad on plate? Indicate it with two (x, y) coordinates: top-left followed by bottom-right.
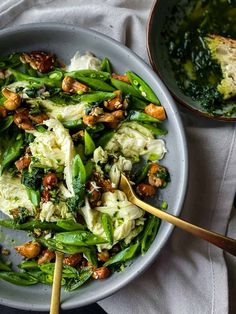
(0, 50), (170, 290)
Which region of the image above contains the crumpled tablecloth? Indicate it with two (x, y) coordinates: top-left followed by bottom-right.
(0, 1), (236, 313)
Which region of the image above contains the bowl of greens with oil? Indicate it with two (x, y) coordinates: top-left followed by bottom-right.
(147, 0), (236, 121)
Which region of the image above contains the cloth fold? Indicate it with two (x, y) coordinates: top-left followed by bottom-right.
(0, 1), (236, 313)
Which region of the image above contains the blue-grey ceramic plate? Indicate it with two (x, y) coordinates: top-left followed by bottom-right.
(0, 23), (188, 311)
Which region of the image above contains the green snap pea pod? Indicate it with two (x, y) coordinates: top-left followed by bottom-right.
(61, 119), (83, 129)
(100, 57), (112, 73)
(111, 78), (141, 98)
(56, 219), (85, 231)
(85, 160), (95, 180)
(40, 263), (78, 278)
(0, 116), (14, 133)
(65, 266), (93, 291)
(18, 261), (39, 270)
(141, 215), (160, 255)
(128, 110), (161, 123)
(141, 123), (167, 136)
(104, 242), (140, 266)
(9, 68), (61, 87)
(66, 70), (110, 81)
(129, 96), (147, 110)
(101, 213), (113, 244)
(0, 219), (64, 232)
(82, 247), (98, 267)
(0, 132), (24, 175)
(0, 260), (11, 271)
(126, 71), (160, 104)
(26, 187), (40, 207)
(73, 154), (86, 184)
(74, 76), (115, 92)
(84, 130), (96, 156)
(38, 238), (89, 255)
(0, 53), (21, 69)
(87, 123), (104, 134)
(0, 271), (38, 285)
(134, 163), (150, 184)
(55, 231), (108, 246)
(79, 91), (116, 103)
(26, 270), (60, 285)
(97, 130), (115, 148)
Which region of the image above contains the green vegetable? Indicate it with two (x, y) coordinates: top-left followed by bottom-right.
(67, 69), (110, 81)
(18, 261), (39, 270)
(0, 219), (64, 232)
(128, 111), (161, 123)
(129, 96), (147, 110)
(140, 215), (160, 255)
(61, 119), (83, 129)
(65, 266), (93, 291)
(10, 68), (62, 87)
(141, 123), (167, 136)
(82, 247), (98, 266)
(134, 163), (150, 184)
(40, 263), (77, 278)
(111, 78), (141, 98)
(0, 53), (21, 69)
(79, 91), (116, 103)
(0, 260), (11, 271)
(0, 116), (14, 133)
(104, 242), (140, 266)
(38, 238), (89, 255)
(56, 219), (85, 231)
(85, 160), (95, 180)
(101, 213), (113, 244)
(97, 130), (115, 148)
(101, 57), (112, 73)
(161, 200), (168, 210)
(84, 130), (96, 156)
(73, 154), (86, 184)
(55, 231), (108, 246)
(126, 71), (160, 104)
(74, 76), (115, 92)
(0, 131), (24, 175)
(0, 271), (38, 285)
(26, 187), (40, 207)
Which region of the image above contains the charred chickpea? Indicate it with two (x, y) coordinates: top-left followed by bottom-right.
(63, 253), (82, 267)
(43, 172), (58, 188)
(97, 250), (110, 262)
(2, 88), (21, 111)
(0, 106), (7, 119)
(92, 266), (110, 279)
(38, 249), (55, 264)
(62, 76), (89, 93)
(15, 241), (41, 259)
(136, 183), (156, 197)
(20, 51), (55, 73)
(15, 155), (31, 171)
(29, 113), (49, 124)
(83, 115), (97, 127)
(13, 108), (34, 130)
(144, 103), (166, 121)
(104, 90), (123, 111)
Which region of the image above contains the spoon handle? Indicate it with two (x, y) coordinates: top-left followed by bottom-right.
(50, 251), (64, 314)
(134, 197), (236, 256)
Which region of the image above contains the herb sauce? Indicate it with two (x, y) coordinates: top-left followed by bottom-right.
(165, 0), (236, 117)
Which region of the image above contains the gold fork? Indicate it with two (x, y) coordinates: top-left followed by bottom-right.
(119, 173), (236, 256)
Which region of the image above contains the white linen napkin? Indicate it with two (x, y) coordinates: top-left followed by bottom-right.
(0, 1), (236, 313)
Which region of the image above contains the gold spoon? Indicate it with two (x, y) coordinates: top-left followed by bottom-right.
(50, 251), (64, 314)
(119, 174), (236, 256)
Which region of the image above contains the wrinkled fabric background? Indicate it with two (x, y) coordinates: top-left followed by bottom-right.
(0, 1), (236, 313)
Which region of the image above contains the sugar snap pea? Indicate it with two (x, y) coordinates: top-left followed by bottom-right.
(141, 123), (167, 136)
(18, 261), (39, 270)
(65, 266), (93, 291)
(101, 57), (112, 73)
(84, 130), (96, 156)
(67, 69), (110, 81)
(85, 160), (95, 180)
(82, 246), (98, 266)
(97, 130), (115, 148)
(38, 238), (89, 254)
(0, 271), (38, 285)
(73, 154), (86, 184)
(0, 260), (11, 271)
(79, 91), (116, 103)
(26, 187), (40, 207)
(126, 71), (160, 104)
(141, 215), (160, 255)
(40, 263), (78, 278)
(55, 231), (108, 246)
(61, 119), (83, 129)
(111, 78), (141, 98)
(0, 219), (64, 232)
(129, 96), (147, 110)
(128, 110), (161, 123)
(0, 116), (14, 133)
(134, 163), (150, 184)
(104, 242), (140, 266)
(56, 219), (85, 231)
(101, 213), (113, 244)
(74, 76), (115, 92)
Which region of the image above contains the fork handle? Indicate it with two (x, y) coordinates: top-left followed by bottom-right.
(134, 197), (236, 256)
